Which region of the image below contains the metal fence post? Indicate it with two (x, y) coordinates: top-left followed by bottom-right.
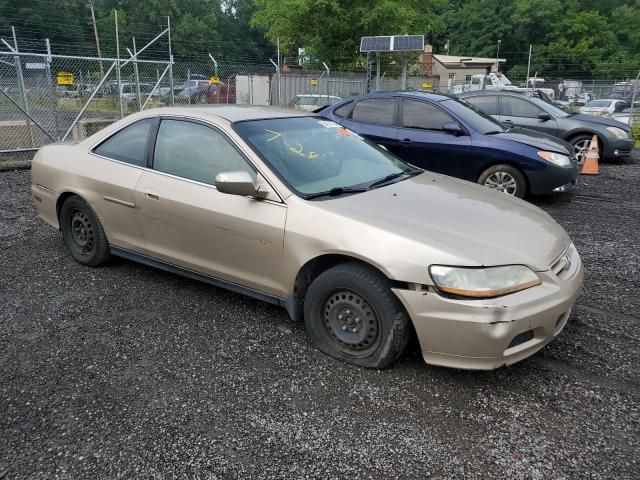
(115, 9), (124, 118)
(630, 69), (640, 127)
(45, 38), (61, 141)
(187, 69), (191, 105)
(323, 62), (330, 102)
(167, 16), (175, 106)
(132, 37), (142, 110)
(12, 26), (34, 146)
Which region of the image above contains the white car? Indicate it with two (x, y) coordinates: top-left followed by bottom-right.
(579, 99), (629, 117)
(289, 94), (342, 112)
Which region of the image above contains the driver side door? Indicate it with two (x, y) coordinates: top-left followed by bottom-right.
(394, 99), (473, 178)
(134, 118), (287, 296)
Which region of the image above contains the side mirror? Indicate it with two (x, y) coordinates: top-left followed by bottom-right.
(215, 171), (265, 198)
(442, 121), (464, 136)
(538, 112), (552, 121)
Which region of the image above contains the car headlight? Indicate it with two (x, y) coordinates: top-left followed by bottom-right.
(429, 265), (541, 299)
(537, 151), (572, 166)
(605, 126), (628, 139)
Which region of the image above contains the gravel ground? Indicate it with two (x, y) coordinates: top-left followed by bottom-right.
(1, 155), (639, 479)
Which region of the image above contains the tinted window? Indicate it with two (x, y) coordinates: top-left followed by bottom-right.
(402, 100), (454, 130)
(442, 98), (505, 134)
(465, 95), (500, 116)
(93, 119), (152, 166)
(333, 101), (353, 117)
(501, 96), (542, 118)
(585, 100), (612, 108)
(153, 119), (255, 185)
(350, 98), (395, 125)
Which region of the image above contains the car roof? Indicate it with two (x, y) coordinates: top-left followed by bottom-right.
(459, 91), (528, 98)
(347, 90), (454, 103)
(134, 105), (313, 123)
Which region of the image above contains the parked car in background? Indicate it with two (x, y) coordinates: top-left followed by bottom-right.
(31, 106), (584, 370)
(612, 108), (632, 125)
(320, 91), (578, 198)
(119, 82), (159, 103)
(206, 82), (236, 104)
(460, 91), (635, 162)
(579, 99), (628, 117)
(289, 94), (343, 111)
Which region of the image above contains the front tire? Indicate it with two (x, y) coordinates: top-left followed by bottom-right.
(303, 262), (412, 369)
(569, 134), (600, 165)
(60, 195), (110, 267)
(478, 164), (526, 198)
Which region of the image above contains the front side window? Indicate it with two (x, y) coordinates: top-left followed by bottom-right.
(233, 117), (412, 196)
(402, 99), (454, 130)
(350, 98), (395, 125)
(153, 119), (255, 185)
(464, 95), (500, 116)
(501, 96), (542, 118)
(93, 119), (153, 166)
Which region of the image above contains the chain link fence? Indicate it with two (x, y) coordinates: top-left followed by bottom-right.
(1, 29), (639, 154)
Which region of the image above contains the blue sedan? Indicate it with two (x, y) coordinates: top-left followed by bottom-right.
(320, 91), (579, 198)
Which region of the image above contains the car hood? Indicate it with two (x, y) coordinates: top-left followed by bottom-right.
(322, 173), (570, 271)
(490, 127), (572, 154)
(569, 113), (630, 130)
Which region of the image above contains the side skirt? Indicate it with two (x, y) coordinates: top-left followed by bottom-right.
(110, 245), (289, 310)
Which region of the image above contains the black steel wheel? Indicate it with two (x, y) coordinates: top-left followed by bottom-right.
(323, 290), (382, 357)
(60, 195), (110, 267)
(304, 262), (412, 369)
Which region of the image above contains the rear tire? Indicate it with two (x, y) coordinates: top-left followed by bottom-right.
(303, 262), (412, 369)
(60, 195), (110, 267)
(478, 164), (526, 198)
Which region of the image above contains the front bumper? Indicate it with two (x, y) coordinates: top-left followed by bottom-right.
(527, 164), (579, 196)
(602, 138), (635, 159)
(393, 245), (584, 370)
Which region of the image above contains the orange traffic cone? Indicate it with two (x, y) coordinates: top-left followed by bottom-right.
(580, 135), (600, 175)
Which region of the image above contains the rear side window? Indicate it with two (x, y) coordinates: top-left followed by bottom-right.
(501, 96), (542, 118)
(464, 96), (500, 116)
(153, 119), (255, 185)
(333, 101), (353, 117)
(93, 119), (153, 166)
(350, 98), (395, 125)
(401, 99), (454, 130)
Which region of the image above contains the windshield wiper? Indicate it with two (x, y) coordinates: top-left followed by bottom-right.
(369, 169), (421, 189)
(303, 186), (369, 200)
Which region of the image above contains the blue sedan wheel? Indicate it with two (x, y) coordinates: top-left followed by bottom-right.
(478, 164), (527, 198)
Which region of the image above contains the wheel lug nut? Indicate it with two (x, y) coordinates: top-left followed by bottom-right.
(341, 325), (348, 331)
(338, 314), (343, 320)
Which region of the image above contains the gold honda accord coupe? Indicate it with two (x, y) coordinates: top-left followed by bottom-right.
(31, 106), (584, 370)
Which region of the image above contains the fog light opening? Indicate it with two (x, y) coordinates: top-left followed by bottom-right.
(508, 330), (534, 349)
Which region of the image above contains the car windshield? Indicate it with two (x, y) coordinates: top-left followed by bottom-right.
(585, 100), (612, 108)
(528, 95), (571, 118)
(443, 98), (506, 134)
(233, 117), (413, 197)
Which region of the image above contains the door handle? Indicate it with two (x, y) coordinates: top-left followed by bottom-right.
(144, 190), (160, 200)
(400, 138), (412, 144)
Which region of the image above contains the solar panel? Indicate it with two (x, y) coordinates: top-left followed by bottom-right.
(393, 35), (424, 51)
(360, 36), (391, 52)
(360, 35), (424, 52)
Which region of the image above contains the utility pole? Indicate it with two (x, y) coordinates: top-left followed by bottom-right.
(88, 0), (104, 76)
